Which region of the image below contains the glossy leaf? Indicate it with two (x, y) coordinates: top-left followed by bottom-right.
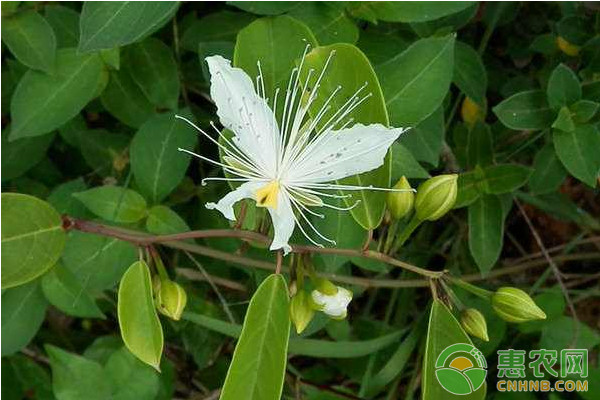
(62, 231), (137, 292)
(1, 193), (65, 288)
(492, 90), (554, 130)
(553, 124), (600, 187)
(1, 281), (48, 356)
(400, 106), (444, 166)
(465, 122), (493, 169)
(100, 69), (156, 128)
(423, 300), (486, 400)
(105, 347), (160, 400)
(390, 143), (430, 181)
(546, 63), (581, 110)
(146, 205), (190, 235)
(124, 38), (180, 110)
(219, 274), (290, 400)
(379, 34), (455, 127)
(228, 1), (300, 15)
(453, 41), (487, 105)
(351, 2), (475, 23)
(79, 1), (179, 52)
(41, 263), (104, 319)
(10, 49), (104, 139)
(44, 5), (80, 48)
(181, 11), (254, 52)
(118, 261), (163, 370)
(73, 186), (147, 223)
(529, 143), (567, 195)
(304, 43), (391, 229)
(130, 112), (197, 204)
(479, 164), (532, 194)
(1, 10), (56, 72)
(46, 345), (112, 400)
(289, 2), (358, 45)
(1, 129), (55, 181)
(468, 195), (504, 274)
(234, 15), (318, 107)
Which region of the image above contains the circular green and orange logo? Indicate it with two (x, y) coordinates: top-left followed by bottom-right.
(435, 343), (487, 395)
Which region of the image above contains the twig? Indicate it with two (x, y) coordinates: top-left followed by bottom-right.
(184, 251), (236, 324)
(176, 268), (247, 292)
(515, 200), (580, 347)
(275, 251), (283, 274)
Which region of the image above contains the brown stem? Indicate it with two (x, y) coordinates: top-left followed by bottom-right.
(276, 251), (283, 274)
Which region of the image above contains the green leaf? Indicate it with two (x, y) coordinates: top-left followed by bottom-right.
(100, 69), (156, 128)
(5, 354), (54, 400)
(234, 15), (318, 110)
(529, 143), (567, 195)
(124, 38), (179, 110)
(553, 124), (600, 187)
(105, 347), (160, 400)
(1, 10), (56, 72)
(390, 142), (430, 181)
(303, 43), (390, 229)
(379, 34), (455, 127)
(41, 263), (104, 319)
(62, 231), (137, 292)
(44, 5), (80, 48)
(220, 274), (290, 400)
(78, 1), (179, 52)
(1, 281), (48, 356)
(454, 170), (481, 209)
(1, 193), (66, 288)
(130, 112), (197, 204)
(465, 122), (493, 169)
(46, 345), (112, 400)
(468, 195), (504, 274)
(480, 164), (532, 194)
(183, 311), (405, 358)
(288, 3), (358, 45)
(551, 106), (575, 132)
(453, 41), (487, 105)
(1, 128), (55, 181)
(9, 49), (104, 139)
(79, 129), (130, 176)
(571, 99), (599, 123)
(423, 301), (486, 400)
(227, 1), (300, 15)
(351, 2), (474, 23)
(182, 11), (255, 52)
(74, 186), (147, 223)
(146, 205), (190, 235)
(118, 260), (163, 370)
(546, 63), (581, 110)
(492, 90), (555, 130)
(400, 106), (444, 166)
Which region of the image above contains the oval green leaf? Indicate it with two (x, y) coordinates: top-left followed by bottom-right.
(1, 281), (48, 356)
(130, 112), (197, 204)
(304, 43), (391, 229)
(453, 41), (487, 106)
(553, 124), (600, 187)
(118, 260), (163, 370)
(73, 186), (147, 223)
(492, 90), (555, 130)
(124, 38), (180, 110)
(468, 194), (504, 275)
(100, 69), (156, 128)
(423, 300), (486, 400)
(78, 1), (180, 52)
(9, 49), (104, 139)
(546, 63), (581, 110)
(1, 10), (57, 72)
(529, 143), (567, 195)
(219, 274), (290, 400)
(41, 263), (104, 319)
(378, 34), (455, 127)
(1, 193), (66, 288)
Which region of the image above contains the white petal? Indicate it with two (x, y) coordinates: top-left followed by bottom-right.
(206, 55), (279, 176)
(286, 123), (404, 183)
(311, 287), (353, 318)
(205, 181), (264, 221)
(266, 190), (295, 255)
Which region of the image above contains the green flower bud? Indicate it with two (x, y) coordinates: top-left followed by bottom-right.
(492, 287), (546, 323)
(387, 176), (415, 219)
(460, 309), (489, 342)
(313, 278), (338, 296)
(155, 280), (188, 321)
(290, 291), (315, 334)
(415, 174), (458, 221)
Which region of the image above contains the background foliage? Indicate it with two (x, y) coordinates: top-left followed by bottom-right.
(2, 1), (600, 399)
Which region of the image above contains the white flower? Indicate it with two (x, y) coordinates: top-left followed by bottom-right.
(311, 286), (353, 319)
(177, 46), (409, 254)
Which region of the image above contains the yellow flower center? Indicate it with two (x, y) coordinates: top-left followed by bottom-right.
(255, 181), (280, 209)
